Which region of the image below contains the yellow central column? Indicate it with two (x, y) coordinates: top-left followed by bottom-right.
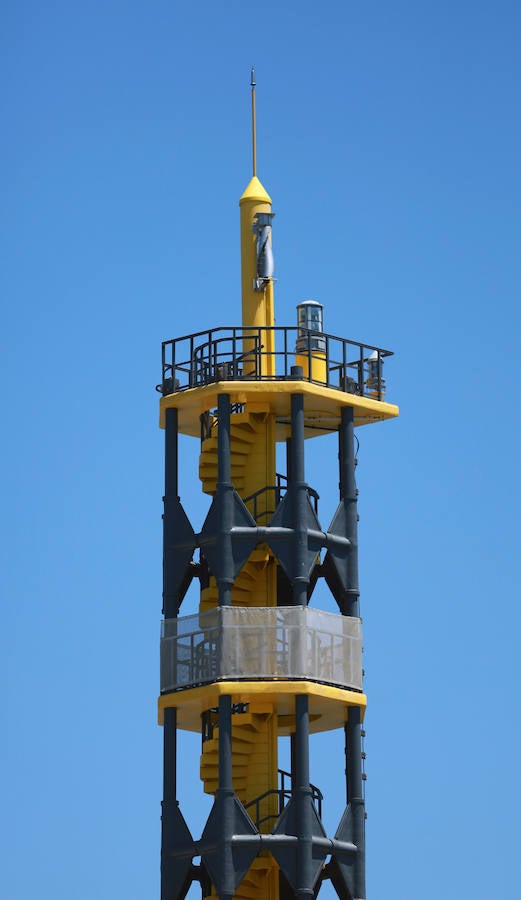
(236, 174), (279, 900)
(239, 177), (275, 376)
(238, 171), (277, 520)
(199, 172), (280, 899)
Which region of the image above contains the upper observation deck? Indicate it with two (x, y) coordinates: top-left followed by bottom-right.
(157, 324), (399, 436)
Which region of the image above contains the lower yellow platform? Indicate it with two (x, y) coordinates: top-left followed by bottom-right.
(158, 679), (366, 734)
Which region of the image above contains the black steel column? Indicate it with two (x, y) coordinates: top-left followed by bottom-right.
(339, 405), (359, 617)
(163, 707), (177, 804)
(163, 407), (179, 618)
(295, 694), (313, 899)
(161, 707), (177, 900)
(290, 393), (308, 606)
(345, 707), (366, 899)
(217, 393), (233, 607)
(340, 404), (365, 897)
(217, 694), (234, 900)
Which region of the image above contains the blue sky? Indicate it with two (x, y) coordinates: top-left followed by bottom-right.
(3, 2), (521, 898)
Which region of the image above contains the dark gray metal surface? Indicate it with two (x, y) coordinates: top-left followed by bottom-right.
(161, 708), (196, 900)
(200, 696), (259, 898)
(160, 390), (369, 898)
(323, 406), (360, 616)
(163, 408), (197, 618)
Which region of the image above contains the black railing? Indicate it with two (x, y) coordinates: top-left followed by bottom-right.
(245, 768), (323, 829)
(243, 472), (286, 522)
(158, 325), (392, 401)
(243, 475), (319, 523)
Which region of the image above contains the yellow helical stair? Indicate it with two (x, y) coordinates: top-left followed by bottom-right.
(200, 710), (275, 798)
(198, 407), (277, 613)
(199, 409), (280, 899)
(199, 546), (273, 612)
(200, 710), (279, 900)
(199, 409), (269, 497)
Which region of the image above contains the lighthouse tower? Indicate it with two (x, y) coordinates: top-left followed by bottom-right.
(157, 72), (398, 900)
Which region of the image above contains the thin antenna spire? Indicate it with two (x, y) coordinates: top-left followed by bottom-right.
(251, 66), (257, 177)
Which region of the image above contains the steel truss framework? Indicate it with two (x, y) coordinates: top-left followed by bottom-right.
(160, 390), (366, 900)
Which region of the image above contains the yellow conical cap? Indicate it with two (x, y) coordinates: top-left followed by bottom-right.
(239, 176), (272, 205)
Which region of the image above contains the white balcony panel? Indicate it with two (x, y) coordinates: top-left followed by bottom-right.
(160, 606), (362, 693)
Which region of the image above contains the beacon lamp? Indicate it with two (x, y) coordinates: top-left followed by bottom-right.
(366, 349), (386, 399)
(295, 299), (327, 383)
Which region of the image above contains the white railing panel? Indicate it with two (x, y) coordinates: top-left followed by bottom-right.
(160, 606), (362, 693)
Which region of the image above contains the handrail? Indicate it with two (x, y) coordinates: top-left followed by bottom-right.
(244, 767), (323, 828)
(243, 478), (319, 522)
(158, 324), (392, 400)
(160, 606), (363, 694)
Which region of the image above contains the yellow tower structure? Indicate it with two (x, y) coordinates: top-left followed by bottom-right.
(158, 71), (398, 900)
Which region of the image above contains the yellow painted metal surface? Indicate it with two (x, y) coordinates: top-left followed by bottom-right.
(200, 709), (279, 836)
(201, 707), (280, 900)
(160, 378), (399, 435)
(239, 176), (275, 375)
(158, 680), (366, 733)
(199, 409), (277, 519)
(204, 856), (279, 900)
(239, 176), (272, 205)
(199, 547), (276, 611)
(295, 349), (328, 385)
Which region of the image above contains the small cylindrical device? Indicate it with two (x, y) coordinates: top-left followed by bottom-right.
(296, 300), (325, 352)
(252, 212), (275, 287)
(295, 300), (327, 383)
(366, 349), (385, 398)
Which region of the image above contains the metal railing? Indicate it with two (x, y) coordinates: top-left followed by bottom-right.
(243, 475), (319, 523)
(157, 325), (392, 400)
(160, 607), (363, 694)
(245, 768), (323, 829)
